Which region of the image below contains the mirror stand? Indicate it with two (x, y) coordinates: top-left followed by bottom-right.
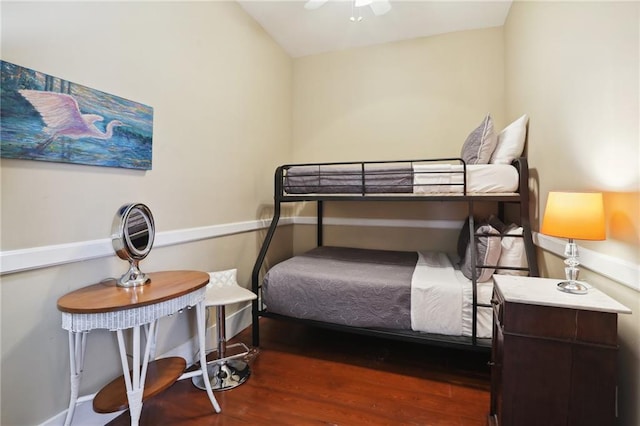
(118, 259), (150, 288)
(112, 203), (155, 288)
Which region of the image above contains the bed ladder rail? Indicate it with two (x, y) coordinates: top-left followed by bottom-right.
(513, 156), (539, 277)
(466, 161), (539, 344)
(251, 167), (285, 347)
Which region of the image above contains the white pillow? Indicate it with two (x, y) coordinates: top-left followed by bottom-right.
(460, 114), (497, 165)
(490, 114), (529, 164)
(496, 225), (528, 276)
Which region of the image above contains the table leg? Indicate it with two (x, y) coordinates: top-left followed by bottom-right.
(116, 321), (157, 426)
(196, 301), (221, 413)
(64, 331), (88, 426)
(143, 322), (159, 361)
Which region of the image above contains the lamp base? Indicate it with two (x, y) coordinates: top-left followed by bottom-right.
(556, 280), (589, 295)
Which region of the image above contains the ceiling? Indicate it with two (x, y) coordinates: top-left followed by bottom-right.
(237, 1), (513, 58)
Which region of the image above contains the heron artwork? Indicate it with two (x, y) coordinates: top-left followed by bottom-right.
(18, 90), (125, 152)
(1, 60), (153, 170)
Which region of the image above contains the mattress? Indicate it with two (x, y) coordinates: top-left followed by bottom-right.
(413, 163), (518, 194)
(262, 246), (492, 338)
(283, 162), (518, 195)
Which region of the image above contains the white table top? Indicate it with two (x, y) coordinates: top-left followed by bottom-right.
(493, 275), (632, 314)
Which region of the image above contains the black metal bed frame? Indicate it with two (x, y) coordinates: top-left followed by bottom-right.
(251, 157), (539, 352)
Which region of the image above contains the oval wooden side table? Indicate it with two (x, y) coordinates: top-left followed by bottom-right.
(57, 270), (221, 426)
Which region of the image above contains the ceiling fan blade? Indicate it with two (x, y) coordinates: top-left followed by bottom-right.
(370, 0), (391, 16)
(304, 0), (329, 10)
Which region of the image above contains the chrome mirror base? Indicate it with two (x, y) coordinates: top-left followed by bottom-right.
(118, 261), (151, 288)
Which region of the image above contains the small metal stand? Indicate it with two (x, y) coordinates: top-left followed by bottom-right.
(192, 305), (251, 391)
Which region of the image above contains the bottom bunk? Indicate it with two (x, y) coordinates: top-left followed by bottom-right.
(257, 245), (499, 351)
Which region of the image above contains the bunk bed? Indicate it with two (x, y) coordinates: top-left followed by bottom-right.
(251, 155), (539, 352)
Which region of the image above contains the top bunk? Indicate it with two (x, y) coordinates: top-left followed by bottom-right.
(276, 113), (530, 203)
(275, 156), (529, 203)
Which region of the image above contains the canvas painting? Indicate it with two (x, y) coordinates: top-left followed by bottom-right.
(0, 61), (153, 170)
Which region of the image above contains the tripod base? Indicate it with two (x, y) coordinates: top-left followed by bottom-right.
(192, 359), (251, 391)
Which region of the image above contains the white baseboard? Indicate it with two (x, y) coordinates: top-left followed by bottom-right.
(40, 398), (123, 426)
(39, 304), (253, 426)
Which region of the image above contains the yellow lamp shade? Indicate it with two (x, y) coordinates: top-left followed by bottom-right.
(541, 192), (606, 241)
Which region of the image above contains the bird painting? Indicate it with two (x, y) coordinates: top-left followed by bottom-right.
(2, 60), (153, 170)
(18, 89), (125, 152)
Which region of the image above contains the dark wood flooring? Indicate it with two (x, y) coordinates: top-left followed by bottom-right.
(108, 318), (491, 425)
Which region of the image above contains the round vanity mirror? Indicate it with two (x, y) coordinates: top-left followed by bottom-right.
(112, 203), (155, 287)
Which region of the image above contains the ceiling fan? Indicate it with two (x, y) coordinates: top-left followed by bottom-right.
(305, 0), (392, 21)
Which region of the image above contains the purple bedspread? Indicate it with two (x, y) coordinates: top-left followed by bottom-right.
(283, 164), (413, 194)
(262, 246), (417, 329)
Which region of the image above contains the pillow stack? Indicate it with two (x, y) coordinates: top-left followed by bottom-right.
(460, 114), (529, 165)
(457, 216), (529, 282)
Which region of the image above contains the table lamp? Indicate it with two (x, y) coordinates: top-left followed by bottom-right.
(540, 191), (605, 294)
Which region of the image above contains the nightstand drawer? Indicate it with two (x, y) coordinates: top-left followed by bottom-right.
(501, 298), (618, 345)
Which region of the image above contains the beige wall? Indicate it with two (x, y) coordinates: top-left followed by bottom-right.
(505, 2), (639, 425)
(292, 27), (506, 163)
(0, 2), (292, 424)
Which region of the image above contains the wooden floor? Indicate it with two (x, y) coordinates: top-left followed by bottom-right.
(108, 318), (491, 425)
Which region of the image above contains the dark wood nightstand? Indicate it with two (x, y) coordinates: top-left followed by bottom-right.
(489, 275), (631, 426)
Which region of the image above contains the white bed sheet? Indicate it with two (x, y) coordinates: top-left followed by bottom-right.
(413, 163), (518, 194)
(456, 266), (493, 338)
(410, 251), (493, 338)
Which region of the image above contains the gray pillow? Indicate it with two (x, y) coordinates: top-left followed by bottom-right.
(460, 114), (497, 165)
(461, 224), (502, 282)
(456, 215), (504, 262)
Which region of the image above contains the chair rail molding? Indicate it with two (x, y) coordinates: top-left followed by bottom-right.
(533, 232), (639, 292)
(2, 215), (637, 292)
(0, 218), (293, 275)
